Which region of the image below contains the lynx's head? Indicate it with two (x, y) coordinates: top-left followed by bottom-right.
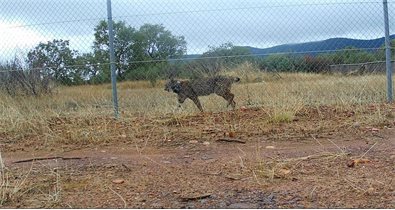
(164, 78), (181, 93)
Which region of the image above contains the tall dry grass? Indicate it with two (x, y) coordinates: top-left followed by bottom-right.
(0, 61), (392, 145)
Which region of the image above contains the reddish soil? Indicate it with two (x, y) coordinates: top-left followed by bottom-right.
(1, 105), (395, 208)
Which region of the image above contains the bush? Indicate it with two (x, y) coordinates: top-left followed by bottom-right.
(0, 58), (55, 96)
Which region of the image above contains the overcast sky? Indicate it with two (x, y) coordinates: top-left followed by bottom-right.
(1, 0), (394, 61)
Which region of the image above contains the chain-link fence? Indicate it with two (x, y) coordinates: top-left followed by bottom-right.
(1, 0), (394, 117)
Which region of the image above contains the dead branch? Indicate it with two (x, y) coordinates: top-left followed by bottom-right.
(282, 152), (349, 162)
(13, 156), (84, 164)
(216, 138), (246, 144)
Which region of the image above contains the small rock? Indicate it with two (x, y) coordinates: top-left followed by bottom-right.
(366, 187), (375, 195)
(201, 155), (214, 160)
(162, 160), (171, 164)
(189, 140), (198, 144)
(151, 202), (163, 208)
(112, 178), (125, 184)
(218, 202), (227, 208)
(240, 106), (247, 111)
(265, 146), (275, 149)
(278, 168), (291, 176)
(203, 141), (210, 146)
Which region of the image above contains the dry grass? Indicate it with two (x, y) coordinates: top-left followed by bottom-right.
(250, 134), (352, 186)
(0, 62), (392, 146)
(0, 151), (33, 206)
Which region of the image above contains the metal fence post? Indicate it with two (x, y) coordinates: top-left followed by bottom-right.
(383, 0), (393, 102)
(107, 0), (120, 118)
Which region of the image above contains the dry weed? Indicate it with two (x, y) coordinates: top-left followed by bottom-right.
(0, 62), (392, 146)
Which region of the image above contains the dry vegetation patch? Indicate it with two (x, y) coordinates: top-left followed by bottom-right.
(1, 68), (394, 208)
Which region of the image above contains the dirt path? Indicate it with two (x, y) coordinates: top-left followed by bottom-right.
(2, 128), (394, 208)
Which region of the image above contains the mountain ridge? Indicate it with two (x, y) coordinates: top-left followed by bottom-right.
(183, 35), (395, 59)
(246, 35), (395, 56)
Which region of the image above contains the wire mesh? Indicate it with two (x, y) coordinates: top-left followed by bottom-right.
(0, 0), (394, 116)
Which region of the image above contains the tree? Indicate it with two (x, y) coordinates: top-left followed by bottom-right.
(184, 42), (251, 78)
(202, 42), (251, 67)
(133, 24), (186, 61)
(27, 39), (82, 85)
(75, 52), (110, 84)
(93, 20), (136, 80)
(325, 46), (378, 64)
(263, 54), (295, 71)
(376, 39), (395, 60)
(92, 21), (187, 81)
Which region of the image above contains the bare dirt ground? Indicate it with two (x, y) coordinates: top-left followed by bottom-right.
(1, 105), (395, 208)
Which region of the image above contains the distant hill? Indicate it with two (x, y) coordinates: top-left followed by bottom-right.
(182, 35), (395, 60)
(246, 35), (395, 56)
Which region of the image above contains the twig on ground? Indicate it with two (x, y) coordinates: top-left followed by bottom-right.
(216, 138), (246, 144)
(13, 156), (84, 164)
(108, 186), (127, 208)
(180, 193), (211, 201)
(326, 138), (346, 155)
(282, 153), (337, 162)
(360, 141), (378, 159)
(121, 163), (132, 172)
(0, 151), (5, 170)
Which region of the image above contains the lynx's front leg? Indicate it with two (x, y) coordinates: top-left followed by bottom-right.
(190, 96), (204, 112)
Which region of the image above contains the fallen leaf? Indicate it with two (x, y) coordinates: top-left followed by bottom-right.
(347, 158), (371, 167)
(112, 178), (125, 184)
(228, 131), (236, 138)
(347, 160), (355, 168)
(278, 169), (291, 176)
(265, 146), (275, 149)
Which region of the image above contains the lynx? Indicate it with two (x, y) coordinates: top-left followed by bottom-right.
(165, 76), (240, 112)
